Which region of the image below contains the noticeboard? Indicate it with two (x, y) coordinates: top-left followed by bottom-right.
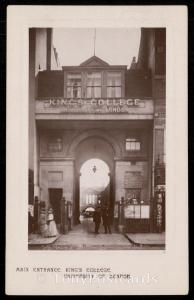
(124, 205), (149, 219)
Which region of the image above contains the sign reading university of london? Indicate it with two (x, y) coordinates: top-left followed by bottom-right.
(35, 98), (153, 115)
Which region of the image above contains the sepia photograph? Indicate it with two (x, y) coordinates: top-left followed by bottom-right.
(28, 27), (166, 250)
(6, 6), (188, 295)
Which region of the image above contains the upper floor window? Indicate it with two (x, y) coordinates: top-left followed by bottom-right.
(126, 138), (141, 151)
(86, 72), (101, 98)
(67, 73), (81, 98)
(107, 72), (122, 98)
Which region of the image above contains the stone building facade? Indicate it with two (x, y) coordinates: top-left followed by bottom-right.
(29, 28), (166, 233)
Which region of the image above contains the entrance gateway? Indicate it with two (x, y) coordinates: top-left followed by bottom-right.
(36, 55), (155, 233)
(79, 159), (110, 219)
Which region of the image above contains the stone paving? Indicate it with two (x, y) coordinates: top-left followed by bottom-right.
(53, 225), (132, 250)
(29, 218), (133, 250)
(28, 218), (165, 250)
(125, 233), (165, 246)
(28, 234), (60, 245)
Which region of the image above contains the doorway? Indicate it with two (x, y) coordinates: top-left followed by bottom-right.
(78, 159), (110, 229)
(73, 135), (115, 225)
(49, 188), (63, 228)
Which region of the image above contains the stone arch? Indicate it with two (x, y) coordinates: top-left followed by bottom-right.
(75, 137), (114, 172)
(67, 129), (122, 157)
(72, 130), (118, 225)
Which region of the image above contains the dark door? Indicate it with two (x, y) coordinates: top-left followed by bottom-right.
(49, 188), (63, 225)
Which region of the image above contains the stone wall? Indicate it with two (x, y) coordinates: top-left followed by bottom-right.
(39, 160), (74, 207)
(115, 161), (150, 204)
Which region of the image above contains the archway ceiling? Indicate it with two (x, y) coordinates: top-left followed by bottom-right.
(75, 137), (115, 171)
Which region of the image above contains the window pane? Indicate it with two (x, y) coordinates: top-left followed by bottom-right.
(87, 72), (101, 86)
(87, 87), (101, 98)
(107, 87), (113, 98)
(135, 142), (141, 151)
(126, 138), (141, 151)
(67, 73), (81, 86)
(130, 142), (136, 150)
(115, 87), (121, 97)
(107, 72), (121, 86)
(107, 72), (121, 97)
(67, 87), (81, 98)
(94, 87), (101, 97)
(86, 87), (92, 98)
(126, 142), (130, 151)
(107, 87), (121, 98)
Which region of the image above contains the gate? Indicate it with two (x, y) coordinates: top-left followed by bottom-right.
(115, 196), (150, 233)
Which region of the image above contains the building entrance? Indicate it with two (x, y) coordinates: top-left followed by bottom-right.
(79, 159), (110, 220)
(49, 188), (63, 229)
(73, 135), (115, 225)
(38, 120), (153, 233)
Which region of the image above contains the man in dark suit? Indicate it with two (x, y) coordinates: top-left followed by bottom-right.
(93, 205), (101, 234)
(101, 204), (112, 234)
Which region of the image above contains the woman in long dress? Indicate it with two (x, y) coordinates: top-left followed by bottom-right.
(47, 207), (58, 237)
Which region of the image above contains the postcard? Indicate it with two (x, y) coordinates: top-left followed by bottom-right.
(6, 5), (188, 295)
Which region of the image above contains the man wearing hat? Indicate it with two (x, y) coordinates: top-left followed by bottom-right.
(93, 205), (101, 234)
(101, 204), (112, 234)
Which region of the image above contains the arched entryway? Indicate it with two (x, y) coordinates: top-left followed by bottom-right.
(73, 135), (115, 225)
(80, 158), (110, 215)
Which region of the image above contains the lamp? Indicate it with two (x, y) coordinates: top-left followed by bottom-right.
(92, 165), (97, 173)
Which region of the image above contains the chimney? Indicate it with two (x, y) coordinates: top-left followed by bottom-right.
(130, 56), (136, 69)
(46, 28), (52, 70)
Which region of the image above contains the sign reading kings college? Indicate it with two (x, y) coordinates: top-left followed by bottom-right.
(35, 98), (152, 115)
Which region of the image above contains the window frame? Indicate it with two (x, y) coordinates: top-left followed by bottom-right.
(106, 71), (122, 98)
(125, 137), (141, 152)
(66, 72), (82, 99)
(86, 71), (102, 99)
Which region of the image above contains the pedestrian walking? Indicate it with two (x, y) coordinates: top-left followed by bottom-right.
(93, 205), (101, 234)
(101, 205), (112, 234)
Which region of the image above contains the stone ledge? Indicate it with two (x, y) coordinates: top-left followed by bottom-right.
(28, 234), (61, 245)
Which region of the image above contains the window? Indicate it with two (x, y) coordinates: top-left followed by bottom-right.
(86, 72), (101, 98)
(126, 138), (141, 151)
(48, 137), (63, 152)
(107, 72), (122, 98)
(67, 73), (81, 98)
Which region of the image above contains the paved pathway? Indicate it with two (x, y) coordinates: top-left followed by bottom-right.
(29, 217), (133, 250)
(54, 229), (132, 250)
(28, 218), (165, 250)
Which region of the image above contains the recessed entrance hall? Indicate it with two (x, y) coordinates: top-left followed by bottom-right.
(79, 158), (110, 221)
(73, 134), (115, 225)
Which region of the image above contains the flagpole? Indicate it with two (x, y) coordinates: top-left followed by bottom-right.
(94, 28), (96, 56)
